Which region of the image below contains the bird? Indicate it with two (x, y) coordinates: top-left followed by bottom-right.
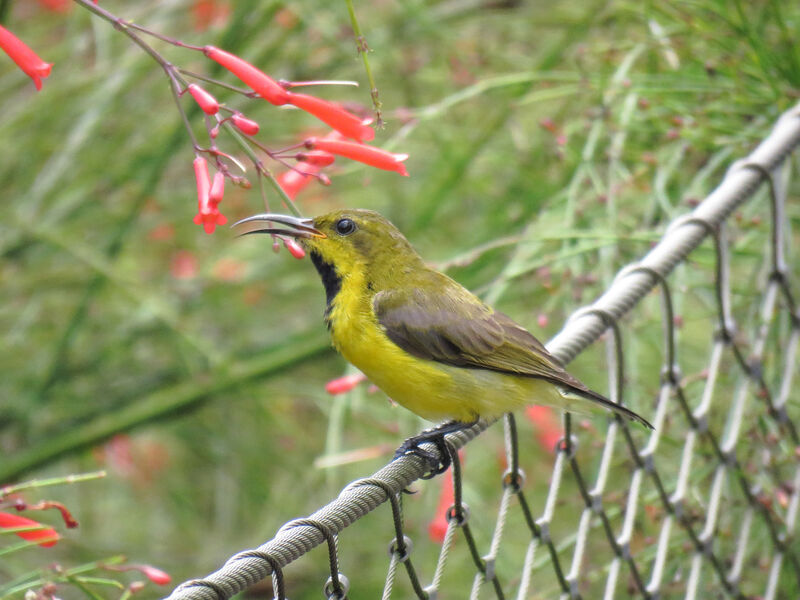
(235, 209), (653, 473)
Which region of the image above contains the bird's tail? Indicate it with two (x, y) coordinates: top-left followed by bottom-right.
(556, 385), (654, 430)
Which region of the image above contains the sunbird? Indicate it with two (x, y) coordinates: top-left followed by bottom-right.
(236, 209), (653, 471)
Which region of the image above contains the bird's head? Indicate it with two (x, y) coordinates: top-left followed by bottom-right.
(234, 208), (424, 289)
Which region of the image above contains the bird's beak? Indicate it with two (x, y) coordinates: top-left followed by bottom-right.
(232, 213), (326, 239)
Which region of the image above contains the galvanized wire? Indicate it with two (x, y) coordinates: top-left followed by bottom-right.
(165, 102), (800, 600)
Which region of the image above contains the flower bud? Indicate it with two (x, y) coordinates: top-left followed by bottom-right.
(187, 83), (219, 115)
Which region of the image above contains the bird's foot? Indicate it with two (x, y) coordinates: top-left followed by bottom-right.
(393, 419), (477, 479)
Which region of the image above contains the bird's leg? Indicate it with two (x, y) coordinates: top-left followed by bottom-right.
(394, 419), (478, 479)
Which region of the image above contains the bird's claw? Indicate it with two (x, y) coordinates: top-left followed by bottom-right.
(394, 434), (452, 479)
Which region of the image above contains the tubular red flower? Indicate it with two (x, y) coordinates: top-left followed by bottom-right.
(209, 172), (225, 206)
(325, 373), (366, 395)
(287, 93), (374, 142)
(0, 512), (59, 547)
(230, 113), (259, 135)
(296, 150), (335, 167)
(0, 26), (53, 91)
(192, 158), (226, 233)
(186, 83), (219, 115)
(203, 46), (289, 106)
(306, 138), (408, 175)
(193, 157), (211, 204)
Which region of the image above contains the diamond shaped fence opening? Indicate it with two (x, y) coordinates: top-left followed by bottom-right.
(165, 103), (800, 600)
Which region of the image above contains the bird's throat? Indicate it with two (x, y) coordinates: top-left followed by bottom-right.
(309, 251), (342, 323)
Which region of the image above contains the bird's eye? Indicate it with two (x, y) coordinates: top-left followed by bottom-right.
(335, 218), (357, 236)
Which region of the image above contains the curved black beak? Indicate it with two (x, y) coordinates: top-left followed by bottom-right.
(232, 213), (326, 239)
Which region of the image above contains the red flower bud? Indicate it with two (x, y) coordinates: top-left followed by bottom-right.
(121, 564), (171, 586)
(138, 565), (171, 586)
(186, 83), (219, 115)
(295, 150), (335, 167)
(287, 93), (374, 142)
(325, 373), (366, 395)
(0, 511), (59, 547)
(230, 113), (259, 135)
(0, 25), (53, 91)
(203, 46), (289, 105)
(306, 138), (408, 175)
(283, 237), (305, 259)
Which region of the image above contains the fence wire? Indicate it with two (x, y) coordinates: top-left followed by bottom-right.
(166, 102), (800, 600)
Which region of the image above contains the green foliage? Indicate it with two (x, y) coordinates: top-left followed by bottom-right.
(1, 0), (799, 598)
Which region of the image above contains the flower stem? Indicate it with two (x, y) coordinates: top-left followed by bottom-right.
(224, 125), (302, 217)
(73, 0), (199, 149)
(344, 0), (382, 127)
(177, 67), (257, 97)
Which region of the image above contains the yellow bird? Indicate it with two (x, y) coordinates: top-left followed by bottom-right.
(236, 209), (652, 470)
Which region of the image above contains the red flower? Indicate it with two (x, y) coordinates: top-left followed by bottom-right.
(230, 113), (259, 135)
(209, 172), (225, 206)
(203, 46), (289, 106)
(306, 138), (408, 175)
(325, 373), (366, 395)
(0, 512), (59, 547)
(287, 93), (374, 142)
(0, 26), (53, 91)
(193, 157), (211, 202)
(191, 157), (226, 234)
(186, 83), (219, 115)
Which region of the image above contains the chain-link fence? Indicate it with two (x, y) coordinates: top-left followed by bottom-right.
(165, 102), (800, 600)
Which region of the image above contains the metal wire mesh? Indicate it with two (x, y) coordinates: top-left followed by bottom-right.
(165, 103), (800, 600)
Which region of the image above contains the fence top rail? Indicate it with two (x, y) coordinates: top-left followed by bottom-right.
(165, 102), (800, 600)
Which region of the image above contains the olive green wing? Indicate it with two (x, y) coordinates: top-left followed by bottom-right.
(373, 277), (653, 429)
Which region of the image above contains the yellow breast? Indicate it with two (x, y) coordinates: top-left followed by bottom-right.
(325, 272), (568, 423)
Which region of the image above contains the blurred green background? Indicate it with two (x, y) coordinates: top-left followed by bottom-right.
(2, 0), (800, 598)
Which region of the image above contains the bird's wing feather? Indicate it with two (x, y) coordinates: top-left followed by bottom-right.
(373, 276), (576, 385)
(373, 277), (653, 429)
